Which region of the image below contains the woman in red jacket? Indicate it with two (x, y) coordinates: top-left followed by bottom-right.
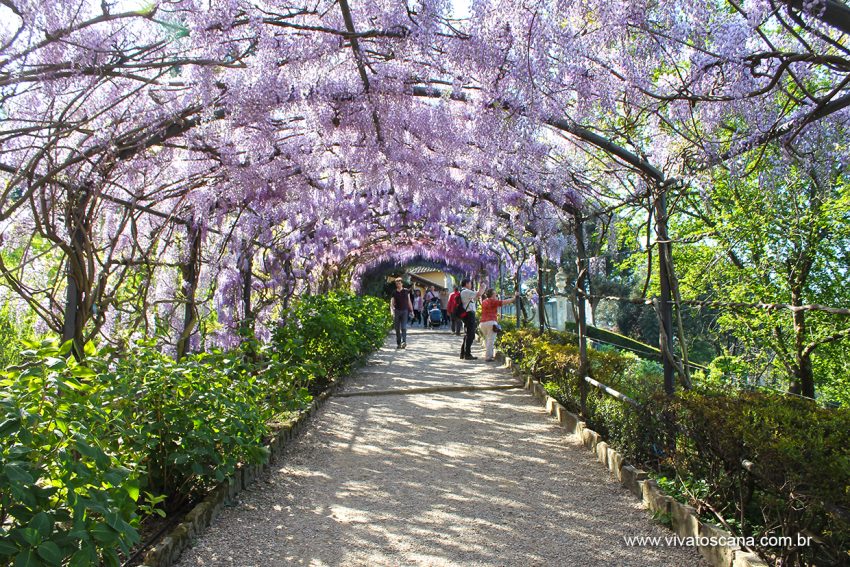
(446, 286), (462, 335)
(479, 289), (518, 361)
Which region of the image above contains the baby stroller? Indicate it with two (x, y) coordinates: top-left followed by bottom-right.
(427, 299), (443, 328)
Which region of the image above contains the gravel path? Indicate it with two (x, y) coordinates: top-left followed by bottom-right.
(176, 328), (707, 566)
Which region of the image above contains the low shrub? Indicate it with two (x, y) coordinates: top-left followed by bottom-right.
(499, 327), (850, 566)
(0, 341), (142, 566)
(0, 292), (391, 566)
(675, 391), (850, 566)
(273, 293), (391, 393)
(101, 344), (272, 506)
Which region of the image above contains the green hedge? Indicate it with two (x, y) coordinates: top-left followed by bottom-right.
(0, 292), (391, 566)
(498, 328), (850, 566)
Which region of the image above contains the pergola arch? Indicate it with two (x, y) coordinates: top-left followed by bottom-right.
(1, 0), (848, 396)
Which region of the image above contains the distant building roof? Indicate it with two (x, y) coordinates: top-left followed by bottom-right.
(407, 266), (443, 274)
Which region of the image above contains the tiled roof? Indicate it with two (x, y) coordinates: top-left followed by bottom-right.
(407, 266), (446, 274)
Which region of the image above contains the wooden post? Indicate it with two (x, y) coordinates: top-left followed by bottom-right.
(515, 262), (522, 328)
(536, 248), (545, 332)
(654, 188), (676, 396)
(280, 256), (293, 327)
(573, 215), (590, 416)
(498, 257), (504, 319)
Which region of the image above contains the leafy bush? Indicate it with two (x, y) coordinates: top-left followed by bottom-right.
(675, 391), (850, 566)
(101, 344), (272, 505)
(0, 303), (35, 369)
(273, 292), (391, 393)
(0, 341), (142, 567)
(500, 327), (850, 565)
(0, 292), (391, 565)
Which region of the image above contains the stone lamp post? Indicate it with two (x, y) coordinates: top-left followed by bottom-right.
(554, 267), (568, 294)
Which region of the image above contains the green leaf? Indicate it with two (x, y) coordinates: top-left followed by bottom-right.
(105, 512), (120, 530)
(70, 365), (96, 379)
(0, 417), (20, 436)
(90, 524), (117, 545)
(16, 526), (40, 547)
(14, 549), (43, 567)
(68, 544), (96, 567)
(29, 513), (52, 539)
(58, 340), (74, 356)
(0, 539), (19, 555)
(125, 481), (140, 502)
(36, 541), (62, 566)
(101, 546), (120, 567)
(4, 462), (35, 485)
(45, 357), (66, 370)
(74, 439), (109, 468)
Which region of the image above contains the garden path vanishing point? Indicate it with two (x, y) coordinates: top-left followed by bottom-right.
(176, 327), (707, 567)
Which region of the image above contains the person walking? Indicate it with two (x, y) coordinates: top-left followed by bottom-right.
(412, 289), (423, 325)
(480, 289), (518, 361)
(446, 286), (462, 335)
(390, 278), (414, 349)
(458, 278), (485, 360)
(439, 289), (450, 327)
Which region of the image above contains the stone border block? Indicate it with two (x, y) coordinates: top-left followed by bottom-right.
(620, 465), (647, 498)
(532, 381), (547, 401)
(595, 441), (609, 468)
(698, 521), (739, 567)
(545, 397), (558, 416)
(556, 405), (578, 433)
(607, 447), (623, 479)
(581, 427), (599, 450)
(671, 500), (699, 539)
(641, 479), (671, 514)
(733, 550), (769, 567)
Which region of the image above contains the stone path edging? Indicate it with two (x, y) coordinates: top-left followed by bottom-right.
(140, 367), (355, 567)
(498, 351), (768, 567)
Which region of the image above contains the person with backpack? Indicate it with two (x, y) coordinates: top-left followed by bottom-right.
(456, 278), (485, 360)
(390, 278), (414, 349)
(446, 286), (462, 335)
(480, 289), (519, 361)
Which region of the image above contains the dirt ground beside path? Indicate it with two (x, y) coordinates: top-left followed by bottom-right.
(176, 328), (707, 567)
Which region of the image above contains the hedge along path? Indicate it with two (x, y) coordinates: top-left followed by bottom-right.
(175, 328), (707, 566)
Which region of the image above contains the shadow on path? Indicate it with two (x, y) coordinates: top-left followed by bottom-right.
(176, 329), (707, 566)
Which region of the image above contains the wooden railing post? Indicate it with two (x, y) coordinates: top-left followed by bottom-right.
(573, 214), (590, 416)
(536, 248), (545, 332)
(654, 187), (676, 396)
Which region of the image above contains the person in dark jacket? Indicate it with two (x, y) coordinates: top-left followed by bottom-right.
(390, 278), (414, 349)
(458, 278), (485, 359)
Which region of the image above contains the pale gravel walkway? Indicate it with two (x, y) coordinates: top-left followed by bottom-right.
(177, 328), (707, 567)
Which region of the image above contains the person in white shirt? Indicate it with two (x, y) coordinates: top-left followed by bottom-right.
(458, 278), (485, 360)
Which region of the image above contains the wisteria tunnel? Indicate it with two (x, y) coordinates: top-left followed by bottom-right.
(0, 0), (849, 566)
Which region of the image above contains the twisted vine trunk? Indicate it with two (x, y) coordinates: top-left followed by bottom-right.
(62, 188), (92, 359)
(176, 224), (202, 360)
